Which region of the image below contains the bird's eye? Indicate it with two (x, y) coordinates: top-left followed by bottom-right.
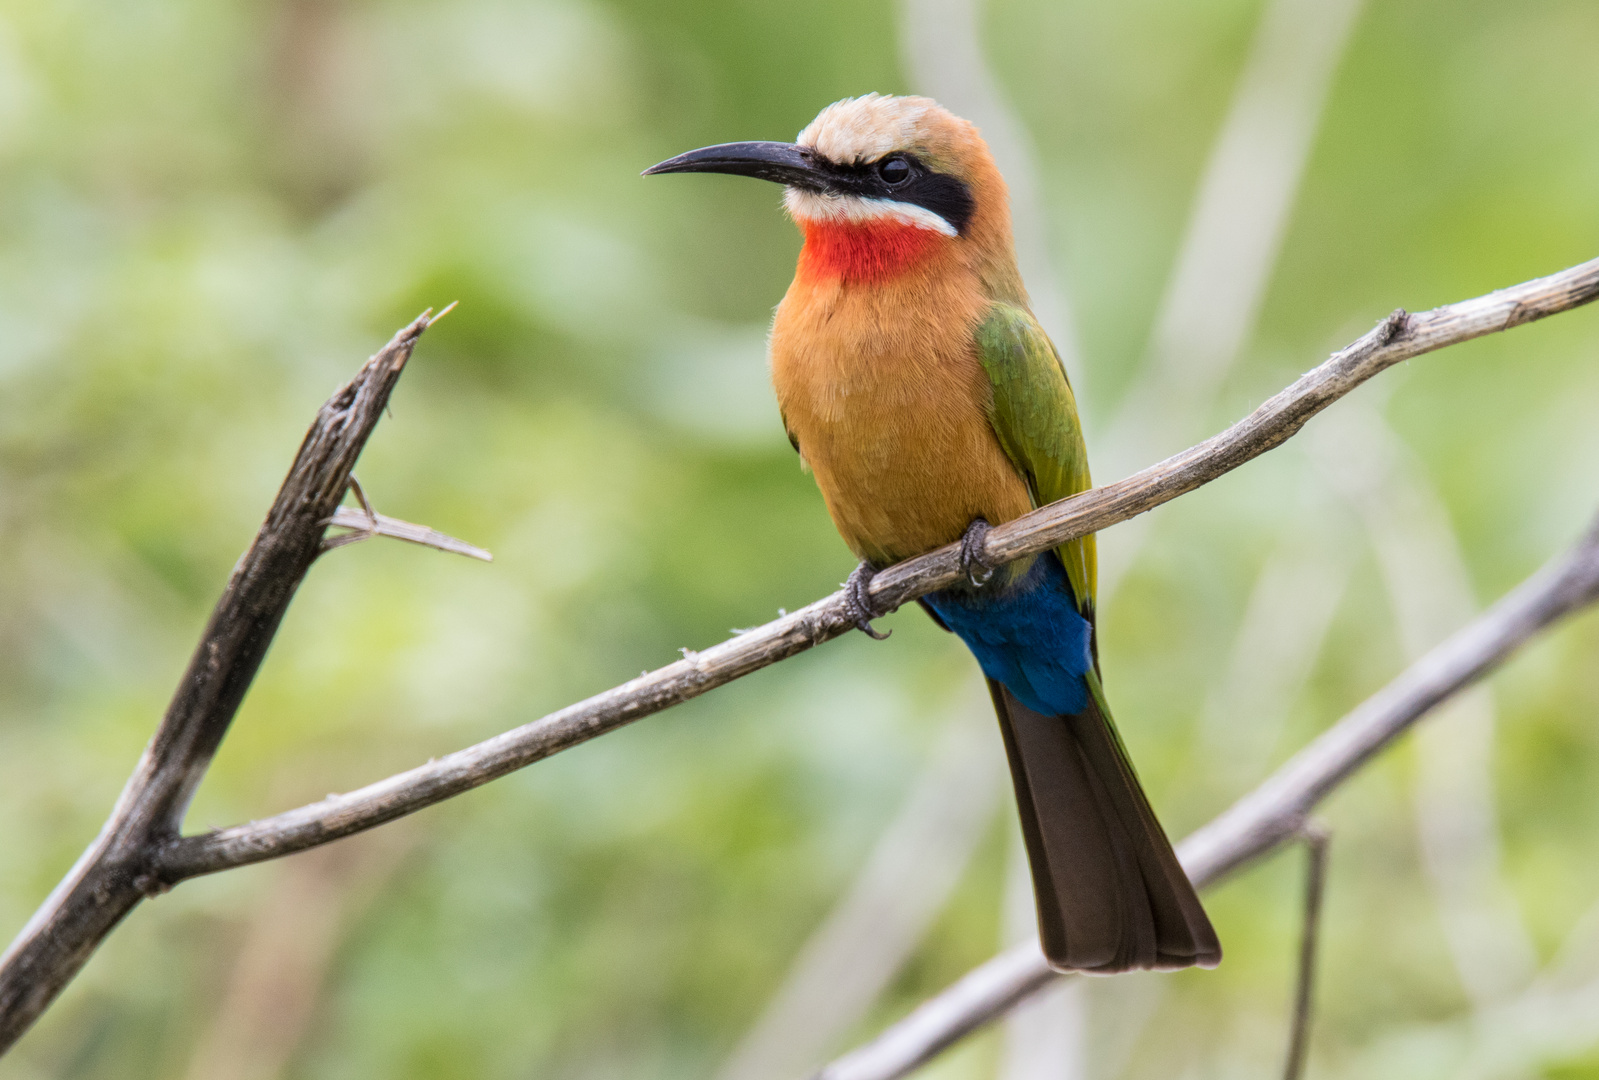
(876, 157), (912, 185)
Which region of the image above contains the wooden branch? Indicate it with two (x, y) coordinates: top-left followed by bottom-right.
(813, 511), (1599, 1080)
(4, 255), (1598, 1058)
(1283, 824), (1330, 1080)
(151, 254), (1599, 882)
(0, 313), (440, 1054)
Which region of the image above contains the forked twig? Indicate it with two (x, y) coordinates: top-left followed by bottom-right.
(0, 311), (458, 1052)
(322, 477), (493, 562)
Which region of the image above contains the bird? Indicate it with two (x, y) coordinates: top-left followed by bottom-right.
(645, 93), (1220, 973)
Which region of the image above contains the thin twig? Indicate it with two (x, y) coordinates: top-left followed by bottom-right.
(0, 313), (440, 1053)
(812, 512), (1599, 1080)
(348, 474), (378, 520)
(149, 254), (1599, 882)
(323, 501), (493, 562)
(1285, 823), (1330, 1080)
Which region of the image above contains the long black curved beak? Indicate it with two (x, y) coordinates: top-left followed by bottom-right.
(643, 141), (832, 192)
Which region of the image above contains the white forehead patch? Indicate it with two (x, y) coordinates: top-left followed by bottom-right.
(797, 93), (929, 166)
(784, 188), (957, 237)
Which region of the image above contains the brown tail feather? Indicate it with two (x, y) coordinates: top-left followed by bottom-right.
(988, 680), (1221, 973)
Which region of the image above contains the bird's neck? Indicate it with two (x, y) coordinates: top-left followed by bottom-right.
(794, 218), (954, 285)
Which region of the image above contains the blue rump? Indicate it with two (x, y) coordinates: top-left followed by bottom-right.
(922, 552), (1093, 716)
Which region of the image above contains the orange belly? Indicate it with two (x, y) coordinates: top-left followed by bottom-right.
(770, 267), (1033, 567)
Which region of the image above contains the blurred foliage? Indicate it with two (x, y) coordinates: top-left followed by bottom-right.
(1, 0), (1598, 1078)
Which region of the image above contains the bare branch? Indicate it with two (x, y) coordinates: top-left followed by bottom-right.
(813, 510), (1599, 1080)
(0, 313), (439, 1053)
(1284, 824), (1330, 1080)
(153, 255), (1599, 882)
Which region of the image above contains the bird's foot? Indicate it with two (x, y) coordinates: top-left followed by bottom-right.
(843, 562), (891, 640)
(959, 518), (996, 587)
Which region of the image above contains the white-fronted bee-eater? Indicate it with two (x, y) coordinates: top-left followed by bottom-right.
(647, 94), (1220, 973)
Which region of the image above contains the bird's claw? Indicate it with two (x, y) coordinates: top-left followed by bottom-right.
(843, 562), (891, 640)
(959, 518), (996, 587)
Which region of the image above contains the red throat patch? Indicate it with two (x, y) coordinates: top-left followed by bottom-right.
(796, 218), (949, 283)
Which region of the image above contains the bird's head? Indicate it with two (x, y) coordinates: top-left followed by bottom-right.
(646, 94), (1020, 289)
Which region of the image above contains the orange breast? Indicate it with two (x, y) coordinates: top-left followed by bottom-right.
(770, 229), (1033, 567)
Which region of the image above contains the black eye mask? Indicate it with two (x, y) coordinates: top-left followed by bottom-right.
(803, 152), (976, 236)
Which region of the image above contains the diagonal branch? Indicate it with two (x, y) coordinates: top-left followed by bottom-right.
(813, 510), (1599, 1080)
(4, 255), (1598, 1059)
(0, 312), (443, 1053)
(152, 254), (1599, 882)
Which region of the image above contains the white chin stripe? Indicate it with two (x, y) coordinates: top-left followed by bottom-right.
(784, 189), (957, 237)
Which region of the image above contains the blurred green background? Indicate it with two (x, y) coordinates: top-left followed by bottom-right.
(2, 0), (1598, 1077)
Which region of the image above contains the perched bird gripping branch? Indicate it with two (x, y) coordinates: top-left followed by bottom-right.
(647, 94), (1220, 973)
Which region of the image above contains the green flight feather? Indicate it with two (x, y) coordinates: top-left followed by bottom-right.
(972, 302), (1098, 617)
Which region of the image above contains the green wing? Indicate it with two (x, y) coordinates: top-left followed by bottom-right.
(973, 303), (1097, 616)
